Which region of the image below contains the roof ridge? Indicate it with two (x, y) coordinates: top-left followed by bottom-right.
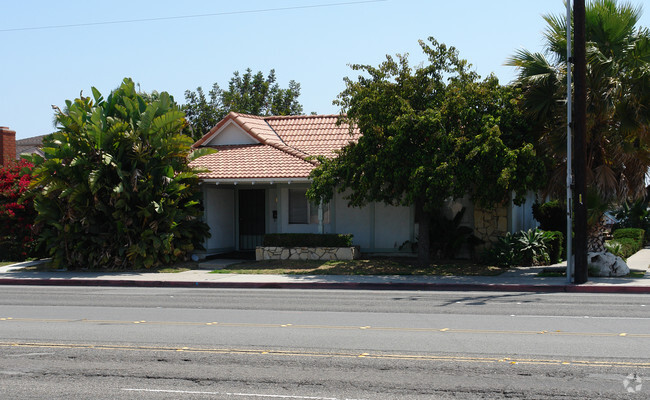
(15, 134), (49, 143)
(203, 143), (262, 148)
(230, 111), (266, 120)
(260, 119), (316, 163)
(233, 114), (317, 166)
(267, 140), (318, 166)
(228, 112), (346, 121)
(263, 114), (344, 121)
(262, 118), (289, 146)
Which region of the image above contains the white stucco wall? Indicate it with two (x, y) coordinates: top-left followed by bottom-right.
(202, 184), (413, 253)
(509, 191), (539, 233)
(333, 192), (413, 252)
(205, 122), (258, 146)
(333, 194), (373, 249)
(200, 182), (536, 254)
(373, 202), (412, 250)
(205, 188), (236, 251)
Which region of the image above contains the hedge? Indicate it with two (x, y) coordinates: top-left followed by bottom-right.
(532, 201), (566, 234)
(612, 228), (645, 246)
(263, 233), (354, 247)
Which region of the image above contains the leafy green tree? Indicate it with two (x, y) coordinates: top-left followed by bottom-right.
(183, 84), (223, 140)
(184, 69), (303, 139)
(29, 78), (210, 270)
(307, 38), (546, 265)
(506, 0), (650, 202)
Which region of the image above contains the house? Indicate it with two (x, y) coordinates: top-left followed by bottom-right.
(0, 126), (47, 166)
(190, 113), (538, 255)
(16, 135), (47, 159)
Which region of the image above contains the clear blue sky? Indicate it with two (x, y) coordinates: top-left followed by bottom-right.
(2, 0), (649, 140)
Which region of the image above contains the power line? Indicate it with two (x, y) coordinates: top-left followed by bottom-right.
(0, 0), (387, 33)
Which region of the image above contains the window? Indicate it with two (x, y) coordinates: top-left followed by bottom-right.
(289, 189), (308, 224)
(288, 189), (330, 225)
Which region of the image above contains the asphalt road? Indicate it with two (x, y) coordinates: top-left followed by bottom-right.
(0, 286), (649, 399)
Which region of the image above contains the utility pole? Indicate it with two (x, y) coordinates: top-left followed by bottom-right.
(573, 0), (589, 284)
(566, 0), (573, 283)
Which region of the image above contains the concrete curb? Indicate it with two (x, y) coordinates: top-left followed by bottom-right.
(1, 278), (650, 293)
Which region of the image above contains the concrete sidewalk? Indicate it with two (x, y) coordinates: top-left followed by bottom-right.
(0, 250), (649, 293)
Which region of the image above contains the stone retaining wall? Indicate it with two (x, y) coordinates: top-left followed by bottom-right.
(256, 246), (360, 261)
(474, 205), (508, 246)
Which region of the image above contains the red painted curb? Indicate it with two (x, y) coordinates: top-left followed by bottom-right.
(0, 278), (649, 293)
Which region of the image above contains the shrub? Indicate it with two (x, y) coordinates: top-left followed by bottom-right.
(614, 199), (650, 239)
(263, 233), (354, 247)
(29, 79), (210, 270)
(532, 200), (566, 234)
(605, 238), (638, 259)
(482, 228), (553, 267)
(542, 230), (564, 264)
(515, 228), (550, 266)
(605, 228), (644, 259)
(0, 159), (39, 261)
(482, 232), (520, 268)
(430, 207), (482, 259)
(612, 228), (645, 245)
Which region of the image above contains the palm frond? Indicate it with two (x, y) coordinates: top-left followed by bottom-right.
(188, 147), (218, 161)
(592, 164), (619, 200)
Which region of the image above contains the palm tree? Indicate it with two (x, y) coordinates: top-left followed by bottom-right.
(507, 0), (650, 251)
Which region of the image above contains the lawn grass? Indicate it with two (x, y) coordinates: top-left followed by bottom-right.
(153, 262), (198, 273)
(0, 261), (16, 267)
(211, 257), (508, 276)
(21, 260), (199, 273)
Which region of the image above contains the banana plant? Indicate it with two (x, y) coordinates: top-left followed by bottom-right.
(29, 78), (209, 270)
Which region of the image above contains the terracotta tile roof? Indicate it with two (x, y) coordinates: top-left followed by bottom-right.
(190, 113), (360, 181)
(265, 114), (359, 156)
(192, 144), (314, 180)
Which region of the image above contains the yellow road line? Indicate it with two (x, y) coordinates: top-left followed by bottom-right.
(1, 341), (650, 369)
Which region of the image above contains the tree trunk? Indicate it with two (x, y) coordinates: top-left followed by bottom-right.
(416, 199), (431, 266)
(587, 215), (607, 253)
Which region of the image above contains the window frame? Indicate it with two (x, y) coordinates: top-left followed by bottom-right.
(288, 189), (330, 225)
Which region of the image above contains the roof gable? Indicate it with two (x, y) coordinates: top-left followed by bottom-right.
(203, 120), (260, 146)
(194, 112), (285, 148)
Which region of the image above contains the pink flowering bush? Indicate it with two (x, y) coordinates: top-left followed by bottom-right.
(0, 159), (38, 260)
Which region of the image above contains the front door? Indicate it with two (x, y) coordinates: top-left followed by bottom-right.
(238, 189), (266, 250)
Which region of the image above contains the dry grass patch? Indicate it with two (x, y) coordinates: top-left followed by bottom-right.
(212, 257), (507, 276)
(22, 260), (199, 273)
